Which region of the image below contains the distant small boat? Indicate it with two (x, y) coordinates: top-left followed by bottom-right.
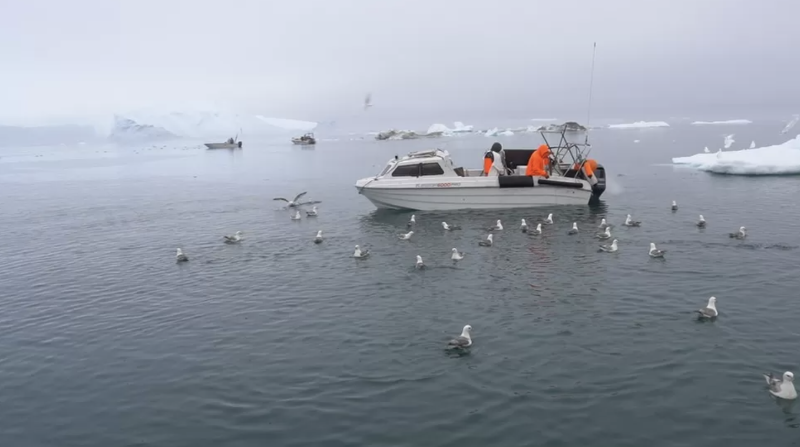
(205, 131), (242, 149)
(292, 133), (316, 145)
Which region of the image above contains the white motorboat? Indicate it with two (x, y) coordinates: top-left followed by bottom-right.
(354, 124), (606, 211)
(205, 132), (242, 149)
(292, 133), (316, 145)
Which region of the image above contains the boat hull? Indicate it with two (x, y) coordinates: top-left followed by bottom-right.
(355, 179), (594, 211)
(205, 142), (242, 149)
(292, 140), (316, 145)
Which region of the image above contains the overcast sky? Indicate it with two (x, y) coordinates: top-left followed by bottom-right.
(2, 0), (798, 126)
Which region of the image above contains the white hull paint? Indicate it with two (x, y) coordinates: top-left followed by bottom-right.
(356, 182), (592, 210)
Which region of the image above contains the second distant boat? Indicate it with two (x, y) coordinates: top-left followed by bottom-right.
(292, 133), (316, 145)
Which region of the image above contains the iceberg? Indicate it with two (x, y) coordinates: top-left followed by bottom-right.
(108, 115), (177, 142)
(672, 135), (800, 175)
(691, 119), (752, 125)
(425, 123), (454, 137)
(608, 121), (670, 129)
(452, 121), (474, 132)
(116, 110), (317, 139)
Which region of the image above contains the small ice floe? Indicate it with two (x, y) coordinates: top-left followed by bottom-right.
(520, 219), (528, 233)
(489, 220), (503, 231)
(695, 296), (718, 320)
(399, 231), (414, 240)
(478, 234), (493, 247)
(223, 231), (243, 244)
(176, 248), (189, 263)
(353, 245), (370, 259)
(544, 213), (554, 225)
(697, 215), (706, 228)
(408, 214), (416, 228)
(729, 226), (746, 239)
(749, 140), (756, 149)
(314, 230), (323, 244)
(415, 255), (425, 269)
(447, 324), (473, 349)
(764, 371), (797, 400)
(671, 200), (678, 211)
(648, 242), (665, 258)
(596, 227), (611, 240)
(451, 248), (465, 261)
(568, 222), (579, 235)
(291, 210), (302, 221)
(533, 223), (542, 235)
(704, 146), (710, 153)
(442, 221), (461, 230)
(623, 214), (641, 227)
(306, 206), (318, 217)
(598, 239), (618, 252)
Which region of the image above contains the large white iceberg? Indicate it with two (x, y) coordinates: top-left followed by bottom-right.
(114, 110), (317, 139)
(672, 135), (800, 175)
(691, 119), (752, 125)
(608, 121), (670, 129)
(108, 115), (177, 142)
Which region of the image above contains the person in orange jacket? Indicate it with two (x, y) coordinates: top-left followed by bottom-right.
(525, 144), (551, 177)
(572, 158), (599, 185)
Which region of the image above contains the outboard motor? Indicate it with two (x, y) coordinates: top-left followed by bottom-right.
(589, 164), (606, 204)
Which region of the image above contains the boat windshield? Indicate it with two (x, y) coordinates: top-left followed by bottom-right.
(378, 160), (396, 177)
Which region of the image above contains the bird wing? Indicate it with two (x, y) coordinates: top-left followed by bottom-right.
(448, 336), (470, 347)
(273, 197), (288, 202)
(292, 192), (308, 203)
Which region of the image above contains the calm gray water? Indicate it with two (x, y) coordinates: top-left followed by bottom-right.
(1, 122), (799, 446)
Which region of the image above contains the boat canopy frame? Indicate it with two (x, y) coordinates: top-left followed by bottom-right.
(538, 124), (594, 179)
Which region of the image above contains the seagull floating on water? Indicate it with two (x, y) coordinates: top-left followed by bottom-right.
(306, 206), (318, 217)
(291, 210), (302, 221)
(442, 221), (461, 230)
(623, 214), (641, 227)
(415, 255), (425, 269)
(729, 226), (746, 239)
(223, 231), (243, 244)
(649, 242), (665, 258)
(273, 191), (320, 208)
(568, 222), (579, 235)
(176, 248), (189, 263)
(697, 215), (706, 228)
(478, 234), (493, 247)
(596, 227), (611, 240)
(599, 239), (618, 252)
(704, 146), (710, 153)
(533, 223), (542, 235)
(544, 213), (554, 225)
(451, 248), (465, 261)
(520, 219), (528, 233)
(764, 371), (797, 400)
(314, 230), (323, 244)
(353, 245), (370, 258)
(671, 200), (678, 211)
(489, 220), (503, 231)
(407, 214), (416, 228)
(695, 296), (718, 320)
(399, 231), (414, 240)
(599, 218), (608, 229)
(749, 140), (756, 149)
(447, 325), (473, 348)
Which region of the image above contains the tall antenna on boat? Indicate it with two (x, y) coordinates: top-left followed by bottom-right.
(584, 42), (597, 145)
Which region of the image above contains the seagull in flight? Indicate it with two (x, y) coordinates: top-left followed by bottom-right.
(364, 92), (373, 111)
(273, 191), (321, 208)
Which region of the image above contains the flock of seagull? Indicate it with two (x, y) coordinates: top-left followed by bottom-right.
(173, 193), (795, 401)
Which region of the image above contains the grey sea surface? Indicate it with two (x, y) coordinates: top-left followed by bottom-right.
(1, 121), (799, 446)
